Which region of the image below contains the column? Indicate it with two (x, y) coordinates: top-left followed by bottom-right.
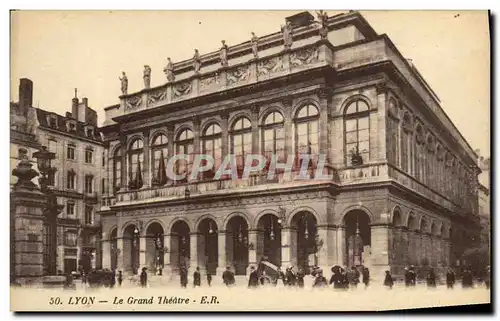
(246, 229), (258, 275)
(282, 98), (293, 162)
(216, 231), (227, 276)
(316, 225), (331, 273)
(193, 116), (201, 155)
(226, 231), (234, 270)
(188, 232), (198, 275)
(375, 84), (388, 161)
(139, 235), (147, 271)
(102, 240), (111, 269)
(221, 111), (229, 160)
(370, 224), (390, 282)
(166, 124), (174, 159)
(289, 227), (298, 266)
(116, 237), (124, 273)
(163, 234), (171, 277)
(280, 227), (292, 269)
(318, 89), (331, 162)
(251, 105), (260, 154)
(334, 226), (345, 266)
(255, 229), (265, 263)
(142, 130), (150, 187)
(120, 135), (127, 188)
(197, 233), (206, 274)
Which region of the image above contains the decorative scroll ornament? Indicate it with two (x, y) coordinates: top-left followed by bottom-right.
(227, 66), (250, 85)
(290, 47), (320, 67)
(257, 56), (284, 77)
(125, 95), (143, 111)
(200, 73), (220, 90)
(147, 89), (168, 105)
(173, 81), (192, 98)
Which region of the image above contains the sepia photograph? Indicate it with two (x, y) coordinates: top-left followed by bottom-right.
(9, 9), (491, 312)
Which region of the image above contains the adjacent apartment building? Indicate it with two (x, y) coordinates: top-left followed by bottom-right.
(98, 11), (482, 280)
(10, 78), (105, 274)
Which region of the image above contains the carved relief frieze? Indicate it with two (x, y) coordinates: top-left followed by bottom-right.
(227, 66), (250, 86)
(147, 88), (168, 105)
(257, 56), (284, 77)
(290, 46), (319, 68)
(125, 95), (143, 111)
(200, 73), (220, 91)
(172, 81), (192, 99)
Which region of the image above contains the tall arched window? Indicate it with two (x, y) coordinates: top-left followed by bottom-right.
(230, 117), (252, 173)
(128, 139), (144, 189)
(151, 133), (168, 185)
(202, 123), (222, 179)
(113, 147), (121, 192)
(295, 104), (319, 168)
(426, 135), (435, 189)
(175, 128), (194, 183)
(401, 113), (413, 173)
(436, 144), (444, 194)
(262, 111), (285, 164)
(344, 99), (370, 166)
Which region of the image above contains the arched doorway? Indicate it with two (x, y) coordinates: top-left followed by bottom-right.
(290, 212), (318, 274)
(197, 218), (218, 275)
(123, 224), (140, 274)
(227, 216), (249, 275)
(145, 222), (164, 272)
(109, 229), (118, 271)
(343, 210), (371, 268)
(257, 214), (282, 267)
(170, 220), (190, 273)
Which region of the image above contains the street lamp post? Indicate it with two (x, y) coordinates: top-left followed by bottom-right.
(33, 146), (63, 276)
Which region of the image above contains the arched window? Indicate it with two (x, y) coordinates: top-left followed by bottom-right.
(230, 117), (252, 173)
(426, 135), (435, 189)
(262, 111), (285, 164)
(151, 133), (168, 185)
(414, 125), (425, 182)
(113, 147), (121, 192)
(436, 144), (444, 193)
(344, 100), (370, 166)
(128, 139), (144, 189)
(202, 123), (222, 179)
(295, 104), (319, 168)
(175, 128), (194, 183)
(401, 114), (413, 173)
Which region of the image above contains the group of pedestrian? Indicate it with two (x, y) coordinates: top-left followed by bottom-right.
(247, 265), (306, 288)
(312, 266), (370, 289)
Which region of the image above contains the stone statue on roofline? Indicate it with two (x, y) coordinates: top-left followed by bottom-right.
(281, 20), (293, 50)
(193, 49), (201, 73)
(220, 40), (229, 67)
(251, 32), (259, 58)
(316, 10), (329, 39)
(143, 65), (151, 89)
(119, 71), (128, 95)
(164, 57), (175, 82)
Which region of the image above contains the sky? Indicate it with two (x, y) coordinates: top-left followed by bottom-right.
(10, 10), (490, 157)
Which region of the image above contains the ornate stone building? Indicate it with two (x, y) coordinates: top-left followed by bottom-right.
(99, 11), (481, 280)
(10, 79), (105, 275)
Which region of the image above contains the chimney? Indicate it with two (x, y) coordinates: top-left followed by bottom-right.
(82, 97), (88, 107)
(19, 78), (33, 114)
(72, 88), (79, 121)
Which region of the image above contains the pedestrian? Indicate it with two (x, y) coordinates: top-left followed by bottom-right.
(140, 267), (148, 288)
(408, 265), (417, 286)
(384, 270), (394, 289)
(193, 267), (201, 288)
(206, 271), (212, 287)
(349, 266), (360, 288)
(259, 269), (271, 286)
(330, 267), (343, 289)
(81, 271), (87, 285)
(296, 268), (304, 288)
(462, 268), (474, 289)
(484, 266), (490, 290)
(222, 266), (235, 287)
(362, 267), (370, 288)
(446, 268), (455, 289)
(286, 267), (296, 286)
(248, 266), (259, 288)
(404, 267), (411, 287)
(276, 267), (286, 287)
(426, 268), (436, 288)
(180, 266), (188, 288)
(341, 267), (349, 289)
(117, 270), (123, 287)
(110, 270), (116, 288)
(313, 270), (328, 288)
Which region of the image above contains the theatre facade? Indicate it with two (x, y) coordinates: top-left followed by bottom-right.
(98, 11), (481, 279)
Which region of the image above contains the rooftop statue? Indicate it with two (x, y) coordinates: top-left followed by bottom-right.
(220, 40), (229, 67)
(251, 32), (259, 58)
(163, 57), (175, 82)
(143, 65), (151, 89)
(281, 20), (293, 50)
(193, 49), (201, 73)
(119, 71), (128, 95)
(316, 10), (329, 39)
